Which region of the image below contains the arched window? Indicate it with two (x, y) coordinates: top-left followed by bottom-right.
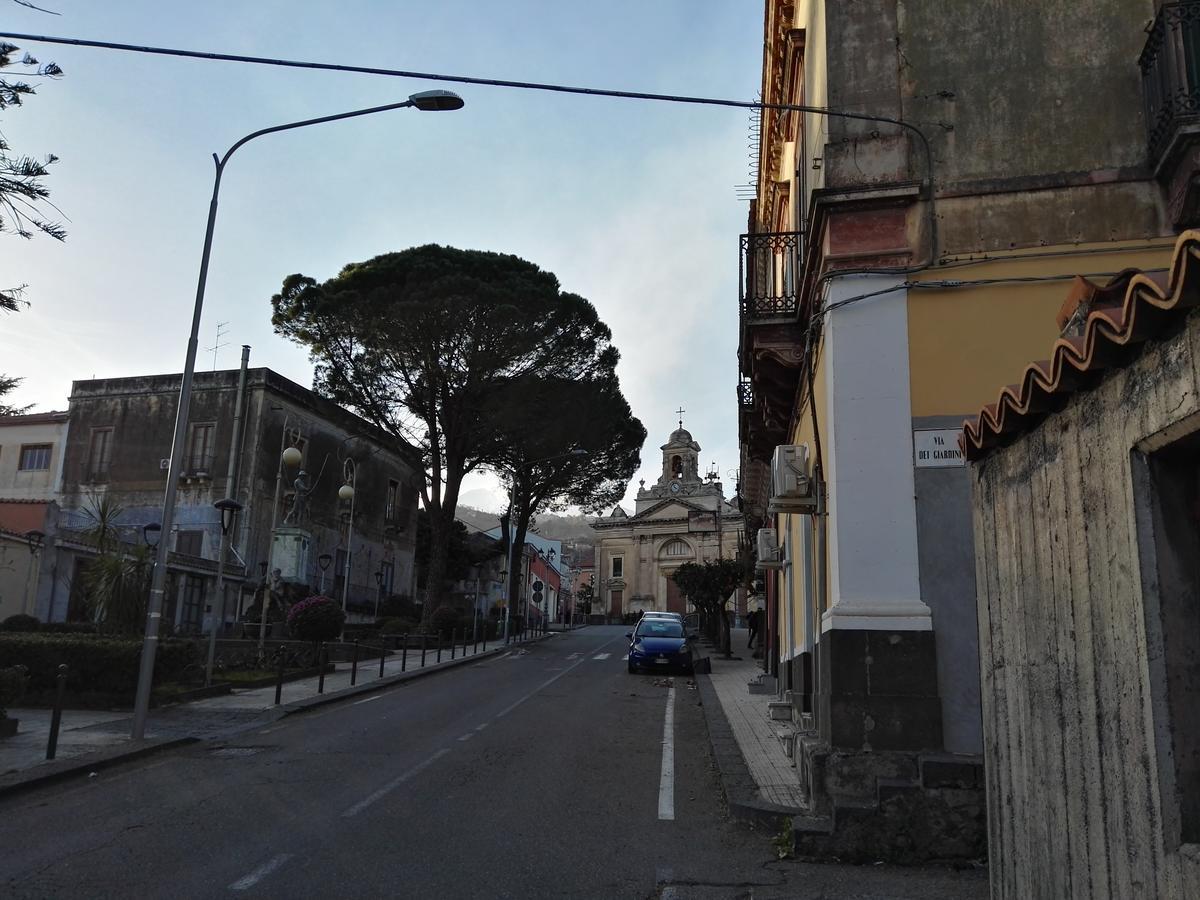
(671, 455), (683, 478)
(662, 539), (690, 557)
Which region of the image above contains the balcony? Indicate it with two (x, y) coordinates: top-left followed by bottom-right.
(1141, 2), (1200, 224)
(739, 231), (802, 321)
(737, 378), (754, 410)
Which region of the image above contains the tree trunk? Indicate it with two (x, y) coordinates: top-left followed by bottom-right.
(719, 603), (732, 658)
(421, 504), (452, 627)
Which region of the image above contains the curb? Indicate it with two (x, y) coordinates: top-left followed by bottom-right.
(0, 736), (200, 802)
(0, 633), (558, 801)
(276, 634), (554, 717)
(693, 670), (805, 829)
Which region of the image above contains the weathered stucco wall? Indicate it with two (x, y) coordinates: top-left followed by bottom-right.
(971, 310), (1200, 898)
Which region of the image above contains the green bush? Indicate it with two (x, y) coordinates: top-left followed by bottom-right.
(1, 614), (41, 633)
(431, 605), (463, 638)
(0, 634), (197, 702)
(0, 665), (28, 717)
(40, 622), (99, 635)
(378, 617), (420, 635)
(287, 596), (345, 642)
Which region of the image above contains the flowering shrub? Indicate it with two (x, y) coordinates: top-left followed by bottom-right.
(287, 595), (345, 642)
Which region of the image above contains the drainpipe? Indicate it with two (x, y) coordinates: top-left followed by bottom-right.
(812, 468), (827, 727)
(205, 345), (250, 685)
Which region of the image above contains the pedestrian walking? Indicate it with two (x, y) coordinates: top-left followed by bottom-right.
(747, 609), (760, 649)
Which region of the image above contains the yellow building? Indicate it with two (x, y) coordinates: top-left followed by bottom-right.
(738, 0), (1182, 861)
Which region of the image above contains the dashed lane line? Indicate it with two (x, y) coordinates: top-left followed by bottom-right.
(593, 653), (611, 660)
(341, 748), (452, 818)
(229, 853), (293, 891)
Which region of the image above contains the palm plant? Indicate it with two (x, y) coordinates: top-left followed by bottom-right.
(78, 495), (151, 633)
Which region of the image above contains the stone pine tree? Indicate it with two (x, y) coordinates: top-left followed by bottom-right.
(486, 374), (645, 620)
(271, 244), (620, 624)
(1, 35), (63, 414)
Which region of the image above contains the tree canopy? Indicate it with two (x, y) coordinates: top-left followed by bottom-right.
(271, 244), (623, 619)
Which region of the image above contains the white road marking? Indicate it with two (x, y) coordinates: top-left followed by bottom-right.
(566, 653), (581, 660)
(229, 853), (293, 891)
(621, 655), (628, 661)
(341, 749), (452, 818)
(495, 636), (623, 720)
(658, 683), (676, 821)
(457, 733), (474, 742)
(474, 723), (489, 732)
(353, 694), (384, 705)
(593, 653), (611, 660)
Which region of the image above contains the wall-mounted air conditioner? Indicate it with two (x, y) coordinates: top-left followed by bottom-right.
(767, 444), (816, 513)
(756, 527), (784, 570)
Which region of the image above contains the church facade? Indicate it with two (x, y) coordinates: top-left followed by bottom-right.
(591, 425), (743, 618)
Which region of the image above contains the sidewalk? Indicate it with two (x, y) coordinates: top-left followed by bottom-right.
(1, 629), (547, 785)
(695, 627), (806, 815)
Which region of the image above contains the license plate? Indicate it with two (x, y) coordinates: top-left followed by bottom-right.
(655, 658), (669, 665)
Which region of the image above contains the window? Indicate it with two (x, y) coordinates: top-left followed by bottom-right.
(386, 479), (399, 523)
(180, 575), (205, 633)
(186, 423), (215, 474)
(87, 428), (113, 480)
(380, 561), (394, 595)
(671, 455), (683, 479)
(1134, 428), (1200, 847)
(662, 539), (690, 557)
(175, 530), (204, 557)
(18, 444), (51, 471)
(611, 555), (624, 579)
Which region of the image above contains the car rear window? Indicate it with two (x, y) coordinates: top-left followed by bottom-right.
(636, 621), (684, 638)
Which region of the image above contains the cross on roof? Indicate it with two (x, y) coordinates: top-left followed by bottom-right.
(675, 406), (686, 428)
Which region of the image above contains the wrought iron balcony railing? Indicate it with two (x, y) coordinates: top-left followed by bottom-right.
(1141, 1), (1200, 165)
(737, 379), (753, 410)
(740, 231), (802, 320)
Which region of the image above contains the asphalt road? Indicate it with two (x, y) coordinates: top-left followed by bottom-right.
(0, 626), (987, 899)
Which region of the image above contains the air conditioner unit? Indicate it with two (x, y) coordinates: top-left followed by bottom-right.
(767, 444), (816, 513)
(756, 527), (784, 570)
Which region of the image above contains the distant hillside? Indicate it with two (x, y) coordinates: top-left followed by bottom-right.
(455, 505), (598, 546)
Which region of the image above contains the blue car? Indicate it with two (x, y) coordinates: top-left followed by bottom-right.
(627, 618), (694, 674)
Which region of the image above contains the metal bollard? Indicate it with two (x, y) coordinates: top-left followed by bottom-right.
(473, 626), (479, 655)
(379, 645), (386, 678)
(351, 640), (360, 686)
(318, 643), (327, 694)
(421, 634), (427, 668)
(481, 627), (487, 652)
(437, 636), (442, 664)
(274, 651), (285, 705)
(402, 633), (409, 672)
(45, 664), (67, 760)
(450, 628), (457, 660)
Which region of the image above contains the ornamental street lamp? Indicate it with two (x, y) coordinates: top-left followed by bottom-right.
(338, 479), (356, 636)
(130, 89), (466, 739)
(206, 496), (245, 685)
(318, 553), (333, 594)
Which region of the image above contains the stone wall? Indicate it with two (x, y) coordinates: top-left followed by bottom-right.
(972, 310), (1200, 898)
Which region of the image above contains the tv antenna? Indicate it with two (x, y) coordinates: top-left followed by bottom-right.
(207, 321), (229, 370)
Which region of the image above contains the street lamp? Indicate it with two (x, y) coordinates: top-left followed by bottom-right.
(318, 553), (333, 594)
(206, 496), (245, 685)
(131, 89), (466, 739)
(142, 522), (162, 550)
(374, 570), (384, 620)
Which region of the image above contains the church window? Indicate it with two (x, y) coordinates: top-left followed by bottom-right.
(671, 455), (683, 479)
(663, 539), (690, 557)
(611, 555), (624, 578)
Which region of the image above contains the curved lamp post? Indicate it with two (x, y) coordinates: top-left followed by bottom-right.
(131, 89), (466, 739)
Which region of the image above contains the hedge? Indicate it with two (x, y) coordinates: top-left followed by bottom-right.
(0, 634), (197, 701)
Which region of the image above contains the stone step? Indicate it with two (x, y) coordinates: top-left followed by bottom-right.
(747, 673), (777, 695)
(767, 700), (792, 721)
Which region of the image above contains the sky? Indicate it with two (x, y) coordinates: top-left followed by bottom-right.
(1, 1), (761, 513)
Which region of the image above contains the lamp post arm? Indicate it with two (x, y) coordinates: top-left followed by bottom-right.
(130, 96), (420, 740)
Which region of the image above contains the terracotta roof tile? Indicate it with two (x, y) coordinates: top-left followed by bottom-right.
(962, 231), (1200, 460)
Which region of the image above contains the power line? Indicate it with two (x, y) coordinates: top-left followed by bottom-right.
(0, 30), (940, 266)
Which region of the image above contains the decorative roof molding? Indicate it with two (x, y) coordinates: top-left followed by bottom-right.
(961, 230), (1200, 460)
